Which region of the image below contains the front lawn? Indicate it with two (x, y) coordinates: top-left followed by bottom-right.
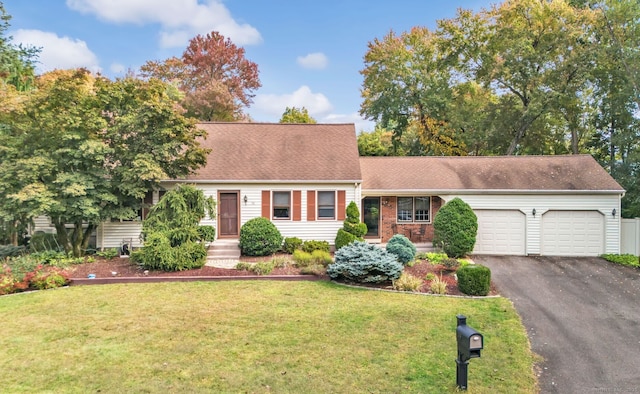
(0, 281), (537, 393)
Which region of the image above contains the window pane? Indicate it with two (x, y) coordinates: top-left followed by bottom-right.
(397, 197), (413, 221)
(273, 191), (290, 219)
(415, 197), (430, 221)
(273, 192), (290, 205)
(318, 191), (335, 219)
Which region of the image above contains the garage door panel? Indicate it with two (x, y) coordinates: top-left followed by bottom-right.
(474, 210), (525, 255)
(542, 211), (603, 256)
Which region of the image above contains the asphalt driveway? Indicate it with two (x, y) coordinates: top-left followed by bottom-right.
(473, 256), (640, 393)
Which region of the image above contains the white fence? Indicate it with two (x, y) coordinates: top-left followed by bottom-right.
(621, 218), (640, 256)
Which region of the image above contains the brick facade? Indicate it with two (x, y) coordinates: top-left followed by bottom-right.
(378, 196), (443, 243)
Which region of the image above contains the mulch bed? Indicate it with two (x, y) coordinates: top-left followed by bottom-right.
(67, 256), (497, 296)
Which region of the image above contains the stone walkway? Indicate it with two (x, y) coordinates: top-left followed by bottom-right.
(205, 259), (239, 269)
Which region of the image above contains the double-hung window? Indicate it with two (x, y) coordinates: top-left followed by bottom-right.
(397, 196), (431, 223)
(317, 191), (336, 219)
(273, 191), (291, 219)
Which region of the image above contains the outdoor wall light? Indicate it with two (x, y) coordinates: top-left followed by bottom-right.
(612, 208), (616, 217)
(532, 208), (536, 217)
(243, 195), (248, 204)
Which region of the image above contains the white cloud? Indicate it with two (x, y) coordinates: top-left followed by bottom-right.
(253, 85), (333, 118)
(321, 113), (376, 133)
(66, 0), (262, 48)
(12, 29), (101, 74)
(296, 52), (328, 70)
(110, 63), (126, 74)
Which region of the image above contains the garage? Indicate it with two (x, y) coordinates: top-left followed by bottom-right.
(473, 210), (526, 255)
(541, 210), (604, 256)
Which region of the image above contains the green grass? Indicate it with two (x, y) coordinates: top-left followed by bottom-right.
(0, 281), (537, 393)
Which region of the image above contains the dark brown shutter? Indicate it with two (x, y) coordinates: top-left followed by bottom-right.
(307, 190), (316, 221)
(337, 190), (346, 220)
(261, 190), (270, 218)
(293, 190), (301, 221)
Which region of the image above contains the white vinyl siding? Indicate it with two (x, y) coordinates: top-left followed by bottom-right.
(473, 210), (526, 255)
(541, 211), (604, 256)
(185, 182), (360, 244)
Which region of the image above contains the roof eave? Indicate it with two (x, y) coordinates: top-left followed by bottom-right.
(361, 189), (625, 195)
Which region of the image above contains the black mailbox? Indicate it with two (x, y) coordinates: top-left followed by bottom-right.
(456, 322), (483, 360)
(455, 314), (483, 390)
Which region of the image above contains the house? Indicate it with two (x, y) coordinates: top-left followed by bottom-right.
(45, 122), (624, 256)
(360, 155), (624, 256)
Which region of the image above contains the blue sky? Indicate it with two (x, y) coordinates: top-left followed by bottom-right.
(5, 0), (494, 131)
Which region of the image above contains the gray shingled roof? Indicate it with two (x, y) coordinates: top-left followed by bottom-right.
(360, 155), (624, 193)
(184, 122), (362, 182)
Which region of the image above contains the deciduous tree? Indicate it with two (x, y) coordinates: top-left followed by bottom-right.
(0, 69), (208, 255)
(141, 31), (261, 121)
(279, 106), (317, 124)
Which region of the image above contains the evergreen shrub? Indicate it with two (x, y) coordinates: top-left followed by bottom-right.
(457, 264), (491, 296)
(327, 241), (403, 283)
(433, 197), (477, 258)
(302, 240), (330, 253)
(239, 217), (283, 256)
(283, 237), (303, 254)
(385, 234), (417, 265)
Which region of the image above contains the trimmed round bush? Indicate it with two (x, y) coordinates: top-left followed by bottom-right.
(433, 197), (478, 258)
(239, 217), (283, 256)
(457, 264), (491, 296)
(327, 241), (403, 284)
(335, 228), (357, 250)
(385, 234), (417, 265)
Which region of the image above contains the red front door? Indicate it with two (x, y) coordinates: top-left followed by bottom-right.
(219, 192), (239, 237)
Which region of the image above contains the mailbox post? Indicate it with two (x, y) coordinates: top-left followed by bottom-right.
(455, 314), (483, 390)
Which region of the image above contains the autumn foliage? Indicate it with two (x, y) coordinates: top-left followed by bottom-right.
(141, 31), (261, 121)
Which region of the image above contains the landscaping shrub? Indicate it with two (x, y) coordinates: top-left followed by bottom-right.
(335, 201), (367, 249)
(335, 229), (357, 250)
(600, 254), (639, 268)
(283, 237), (303, 254)
(327, 241), (403, 283)
(457, 264), (491, 296)
(441, 258), (460, 271)
(29, 232), (61, 252)
(385, 234), (417, 265)
(426, 252), (447, 264)
(311, 250), (332, 266)
(96, 248), (120, 259)
(24, 265), (70, 290)
(197, 225), (216, 242)
(133, 185), (215, 271)
(392, 272), (423, 292)
(293, 250), (313, 267)
(433, 197), (477, 258)
(0, 245), (26, 259)
(430, 275), (448, 295)
(239, 217), (283, 256)
(302, 240), (330, 253)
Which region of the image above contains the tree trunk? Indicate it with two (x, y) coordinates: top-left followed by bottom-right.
(52, 219), (71, 255)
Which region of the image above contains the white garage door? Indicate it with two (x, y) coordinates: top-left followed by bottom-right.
(541, 210), (604, 256)
(473, 210), (526, 255)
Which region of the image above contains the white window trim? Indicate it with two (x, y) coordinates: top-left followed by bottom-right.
(396, 196), (432, 224)
(272, 190), (292, 220)
(317, 190), (337, 220)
